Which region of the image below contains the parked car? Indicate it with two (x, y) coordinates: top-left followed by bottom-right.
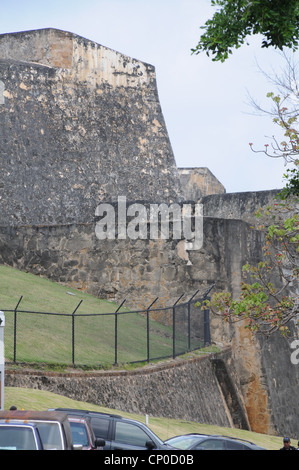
(0, 421), (44, 450)
(68, 416), (105, 450)
(164, 433), (266, 450)
(0, 410), (80, 450)
(53, 409), (175, 450)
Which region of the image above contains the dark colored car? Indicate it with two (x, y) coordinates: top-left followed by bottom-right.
(165, 433), (266, 450)
(0, 421), (44, 450)
(68, 416), (105, 450)
(53, 409), (175, 451)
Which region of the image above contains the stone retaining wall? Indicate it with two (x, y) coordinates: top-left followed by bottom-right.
(5, 347), (250, 429)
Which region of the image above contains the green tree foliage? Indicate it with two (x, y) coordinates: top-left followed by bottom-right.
(192, 0), (299, 62)
(280, 166), (299, 199)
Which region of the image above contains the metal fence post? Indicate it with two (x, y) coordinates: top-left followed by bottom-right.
(71, 300), (83, 367)
(202, 283), (215, 300)
(114, 300), (126, 365)
(203, 302), (211, 346)
(172, 294), (184, 359)
(13, 296), (23, 363)
(202, 284), (215, 347)
(146, 298), (158, 363)
(187, 290), (199, 351)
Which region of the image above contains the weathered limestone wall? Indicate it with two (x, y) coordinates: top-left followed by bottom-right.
(0, 217), (264, 308)
(0, 29), (182, 227)
(201, 190), (281, 224)
(178, 167), (226, 200)
(5, 347), (249, 429)
(258, 327), (299, 437)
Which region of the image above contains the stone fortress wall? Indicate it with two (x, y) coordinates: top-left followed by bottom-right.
(0, 29), (298, 437)
(0, 28), (182, 226)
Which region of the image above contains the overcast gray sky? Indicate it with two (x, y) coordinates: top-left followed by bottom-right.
(0, 0), (296, 193)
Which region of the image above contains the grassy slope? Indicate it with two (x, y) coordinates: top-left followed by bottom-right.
(0, 264), (121, 313)
(5, 387), (284, 450)
(0, 265), (187, 365)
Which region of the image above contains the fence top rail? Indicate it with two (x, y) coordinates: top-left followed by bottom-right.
(0, 295), (210, 318)
(1, 309), (74, 316)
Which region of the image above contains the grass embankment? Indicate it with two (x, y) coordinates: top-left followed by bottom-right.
(5, 387), (285, 450)
(1, 265), (288, 450)
(0, 265), (198, 366)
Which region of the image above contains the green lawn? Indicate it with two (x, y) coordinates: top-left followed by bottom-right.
(5, 386), (286, 450)
(0, 265), (201, 366)
(0, 264), (122, 314)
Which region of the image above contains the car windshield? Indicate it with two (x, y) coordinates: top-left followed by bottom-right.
(70, 422), (89, 447)
(0, 425), (39, 450)
(167, 435), (206, 449)
(32, 421), (64, 450)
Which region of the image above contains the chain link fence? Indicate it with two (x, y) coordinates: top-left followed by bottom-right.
(2, 287), (213, 367)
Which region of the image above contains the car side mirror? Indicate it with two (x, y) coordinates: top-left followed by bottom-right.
(146, 440), (155, 450)
(95, 438), (106, 448)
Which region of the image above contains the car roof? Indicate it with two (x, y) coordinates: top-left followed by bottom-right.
(210, 434), (257, 445)
(0, 420), (39, 427)
(165, 433), (208, 442)
(0, 410), (69, 423)
(165, 433), (257, 446)
(0, 410), (74, 449)
(52, 408), (122, 418)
